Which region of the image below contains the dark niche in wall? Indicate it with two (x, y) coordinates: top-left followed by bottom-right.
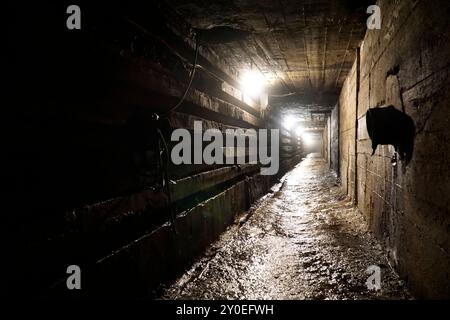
(366, 105), (416, 165)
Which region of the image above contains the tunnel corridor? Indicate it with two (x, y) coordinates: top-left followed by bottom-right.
(162, 154), (410, 300)
(4, 0), (450, 301)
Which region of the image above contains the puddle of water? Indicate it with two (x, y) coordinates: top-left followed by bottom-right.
(161, 154), (411, 300)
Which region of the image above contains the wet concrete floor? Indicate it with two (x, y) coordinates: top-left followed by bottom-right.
(162, 154), (411, 300)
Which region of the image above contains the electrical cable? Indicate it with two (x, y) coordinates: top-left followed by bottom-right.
(157, 127), (177, 232)
(168, 33), (200, 113)
(161, 32), (200, 230)
(123, 18), (202, 230)
(124, 18), (234, 88)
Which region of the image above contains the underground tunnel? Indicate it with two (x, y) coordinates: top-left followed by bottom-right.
(3, 0), (450, 303)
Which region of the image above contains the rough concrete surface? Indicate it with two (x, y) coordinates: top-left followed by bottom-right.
(338, 0), (450, 298)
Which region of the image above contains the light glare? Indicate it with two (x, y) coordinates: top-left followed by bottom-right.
(302, 133), (315, 145)
(241, 70), (265, 97)
(283, 115), (298, 130)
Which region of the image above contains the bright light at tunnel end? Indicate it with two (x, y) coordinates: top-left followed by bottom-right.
(302, 133), (315, 145)
(241, 70), (266, 97)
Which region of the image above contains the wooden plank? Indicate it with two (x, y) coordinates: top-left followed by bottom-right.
(88, 177), (251, 297)
(115, 57), (263, 128)
(170, 164), (259, 202)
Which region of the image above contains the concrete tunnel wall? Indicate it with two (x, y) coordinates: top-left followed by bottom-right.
(331, 0), (450, 298)
(4, 2), (304, 297)
(6, 0), (449, 299)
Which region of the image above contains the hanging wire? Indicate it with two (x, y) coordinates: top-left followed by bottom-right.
(124, 17), (202, 231)
(169, 33), (200, 113)
(157, 127), (176, 231)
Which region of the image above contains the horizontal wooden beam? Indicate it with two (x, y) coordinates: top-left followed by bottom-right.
(170, 164), (259, 202)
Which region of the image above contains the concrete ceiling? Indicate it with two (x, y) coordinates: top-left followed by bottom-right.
(168, 0), (371, 127)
